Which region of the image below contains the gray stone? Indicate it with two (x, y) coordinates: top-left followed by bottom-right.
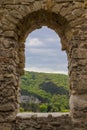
(0, 0), (87, 129)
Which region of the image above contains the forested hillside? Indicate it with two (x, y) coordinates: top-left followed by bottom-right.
(20, 71), (69, 112)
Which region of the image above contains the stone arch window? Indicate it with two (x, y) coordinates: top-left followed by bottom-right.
(18, 10), (69, 75)
(0, 1), (86, 129)
(20, 26), (68, 112)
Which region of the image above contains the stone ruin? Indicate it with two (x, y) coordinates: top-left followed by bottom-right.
(0, 0), (87, 129)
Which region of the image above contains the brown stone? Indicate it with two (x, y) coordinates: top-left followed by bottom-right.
(0, 0), (87, 130)
(0, 123), (12, 130)
(0, 103), (15, 112)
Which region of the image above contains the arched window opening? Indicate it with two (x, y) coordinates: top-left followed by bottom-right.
(20, 26), (69, 113)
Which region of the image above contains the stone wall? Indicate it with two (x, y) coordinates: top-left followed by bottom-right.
(15, 113), (73, 130)
(0, 0), (87, 129)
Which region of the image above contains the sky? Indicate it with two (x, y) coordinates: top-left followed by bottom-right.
(25, 26), (68, 74)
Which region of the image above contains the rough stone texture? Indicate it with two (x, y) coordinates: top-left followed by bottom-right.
(15, 113), (73, 130)
(0, 0), (87, 129)
(0, 123), (14, 130)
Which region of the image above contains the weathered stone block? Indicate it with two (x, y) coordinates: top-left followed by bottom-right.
(0, 123), (12, 130)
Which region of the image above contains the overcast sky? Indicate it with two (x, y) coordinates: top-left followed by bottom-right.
(25, 26), (68, 74)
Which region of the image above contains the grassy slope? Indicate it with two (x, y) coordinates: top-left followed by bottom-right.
(21, 71), (69, 97)
(20, 71), (69, 112)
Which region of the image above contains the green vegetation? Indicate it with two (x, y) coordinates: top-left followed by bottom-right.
(20, 71), (69, 112)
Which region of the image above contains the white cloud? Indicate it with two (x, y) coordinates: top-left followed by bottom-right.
(24, 67), (68, 75)
(25, 38), (43, 47)
(28, 48), (60, 57)
(47, 37), (60, 42)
